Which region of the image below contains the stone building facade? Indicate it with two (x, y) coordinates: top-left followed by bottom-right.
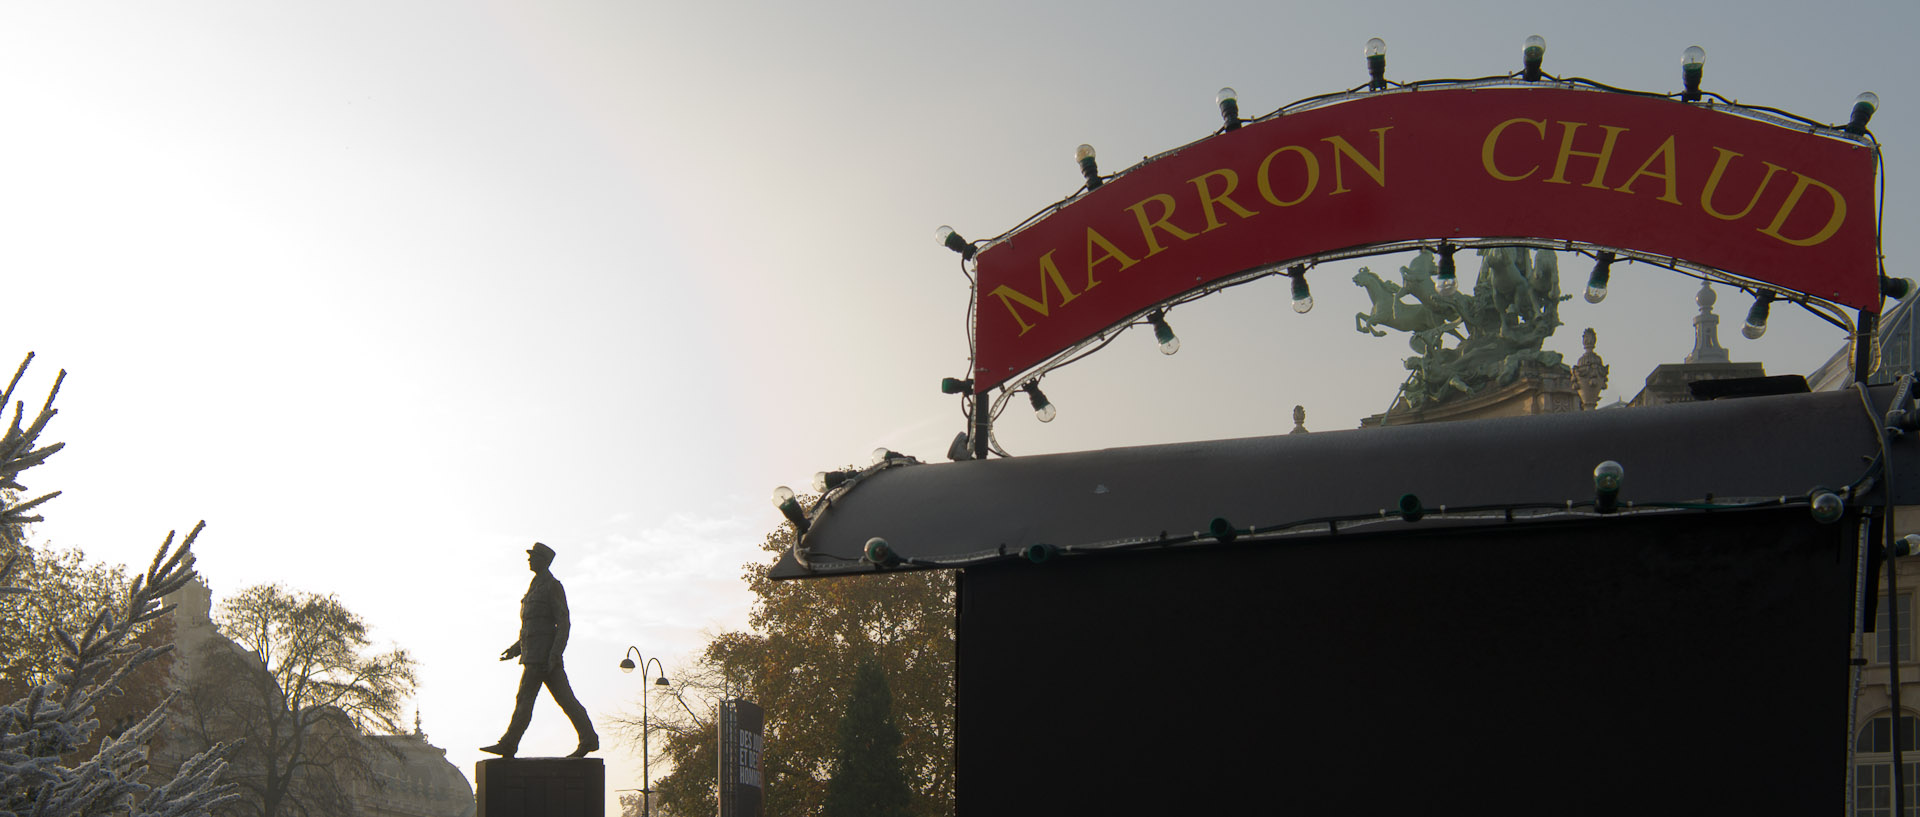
(159, 578), (475, 817)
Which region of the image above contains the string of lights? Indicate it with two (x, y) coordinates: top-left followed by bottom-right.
(931, 38), (1889, 453)
(791, 486), (1859, 574)
(778, 374), (1913, 575)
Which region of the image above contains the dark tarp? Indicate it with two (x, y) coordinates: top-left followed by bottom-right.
(774, 384), (1917, 579)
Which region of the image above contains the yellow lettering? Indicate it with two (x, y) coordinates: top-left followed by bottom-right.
(1256, 145), (1319, 207)
(1757, 172), (1848, 247)
(1188, 169), (1260, 231)
(1084, 227), (1137, 276)
(1544, 122), (1630, 188)
(1700, 148), (1785, 221)
(1482, 118), (1547, 182)
(1611, 135), (1682, 205)
(1321, 127), (1391, 194)
(987, 250), (1085, 336)
(1125, 194), (1198, 257)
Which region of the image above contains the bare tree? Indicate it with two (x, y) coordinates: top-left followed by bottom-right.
(175, 584), (416, 817)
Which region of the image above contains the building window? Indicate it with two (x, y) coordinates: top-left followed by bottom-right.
(1880, 594), (1913, 664)
(1857, 714), (1920, 816)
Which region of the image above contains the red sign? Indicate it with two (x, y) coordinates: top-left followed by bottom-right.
(972, 87), (1879, 391)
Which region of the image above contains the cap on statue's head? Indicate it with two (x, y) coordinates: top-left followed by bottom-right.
(527, 542), (557, 563)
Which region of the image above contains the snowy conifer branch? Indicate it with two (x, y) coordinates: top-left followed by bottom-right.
(0, 355), (240, 816)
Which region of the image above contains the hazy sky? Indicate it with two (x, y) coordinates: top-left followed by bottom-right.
(5, 0), (1916, 806)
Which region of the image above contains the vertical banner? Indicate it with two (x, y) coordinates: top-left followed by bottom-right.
(717, 699), (764, 817)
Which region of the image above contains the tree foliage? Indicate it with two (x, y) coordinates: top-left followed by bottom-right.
(619, 517), (954, 817)
(0, 546), (136, 688)
(0, 352), (239, 816)
(822, 658), (912, 817)
(173, 585), (417, 817)
(0, 544), (179, 762)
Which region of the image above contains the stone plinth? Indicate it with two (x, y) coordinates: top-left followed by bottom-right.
(476, 757), (603, 817)
(1628, 361), (1767, 408)
(1363, 362), (1580, 427)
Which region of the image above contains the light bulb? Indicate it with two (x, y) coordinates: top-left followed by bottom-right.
(1593, 460), (1624, 514)
(1585, 251), (1614, 304)
(936, 225), (974, 259)
(1742, 293), (1773, 339)
(1593, 461), (1624, 494)
(771, 485), (808, 532)
(1848, 92), (1880, 133)
(864, 537), (896, 566)
(872, 447), (893, 465)
(1290, 271), (1314, 313)
(1024, 382), (1056, 423)
(1522, 35), (1546, 81)
(1148, 311), (1179, 355)
(814, 470), (857, 493)
(1076, 144), (1101, 189)
(1216, 87), (1240, 131)
(1364, 38), (1387, 91)
(1809, 490), (1844, 524)
(1398, 493), (1425, 522)
(1681, 46), (1706, 102)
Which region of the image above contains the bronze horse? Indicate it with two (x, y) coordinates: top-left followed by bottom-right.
(1354, 267), (1449, 337)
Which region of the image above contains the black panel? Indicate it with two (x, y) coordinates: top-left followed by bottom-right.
(956, 510), (1854, 815)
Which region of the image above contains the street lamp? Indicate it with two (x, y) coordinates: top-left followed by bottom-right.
(619, 647), (672, 817)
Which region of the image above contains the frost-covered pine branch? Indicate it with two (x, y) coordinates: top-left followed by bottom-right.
(0, 354), (241, 817)
(0, 353), (65, 549)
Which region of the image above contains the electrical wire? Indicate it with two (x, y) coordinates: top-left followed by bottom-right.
(943, 73), (1881, 457)
(1857, 376), (1910, 815)
(995, 237), (1857, 405)
(787, 489), (1849, 573)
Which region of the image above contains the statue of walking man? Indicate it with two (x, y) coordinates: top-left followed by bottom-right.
(482, 542), (599, 759)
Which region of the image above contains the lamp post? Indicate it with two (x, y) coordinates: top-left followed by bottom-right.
(619, 647), (672, 817)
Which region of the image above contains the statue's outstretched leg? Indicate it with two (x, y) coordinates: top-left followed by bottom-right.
(480, 665), (547, 758)
(543, 663), (599, 757)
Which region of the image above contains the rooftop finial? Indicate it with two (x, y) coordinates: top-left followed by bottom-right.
(1686, 281), (1731, 364)
(1572, 328), (1610, 410)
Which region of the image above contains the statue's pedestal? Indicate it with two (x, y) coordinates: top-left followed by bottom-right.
(1629, 361), (1766, 407)
(1363, 363), (1579, 427)
(476, 757), (603, 817)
